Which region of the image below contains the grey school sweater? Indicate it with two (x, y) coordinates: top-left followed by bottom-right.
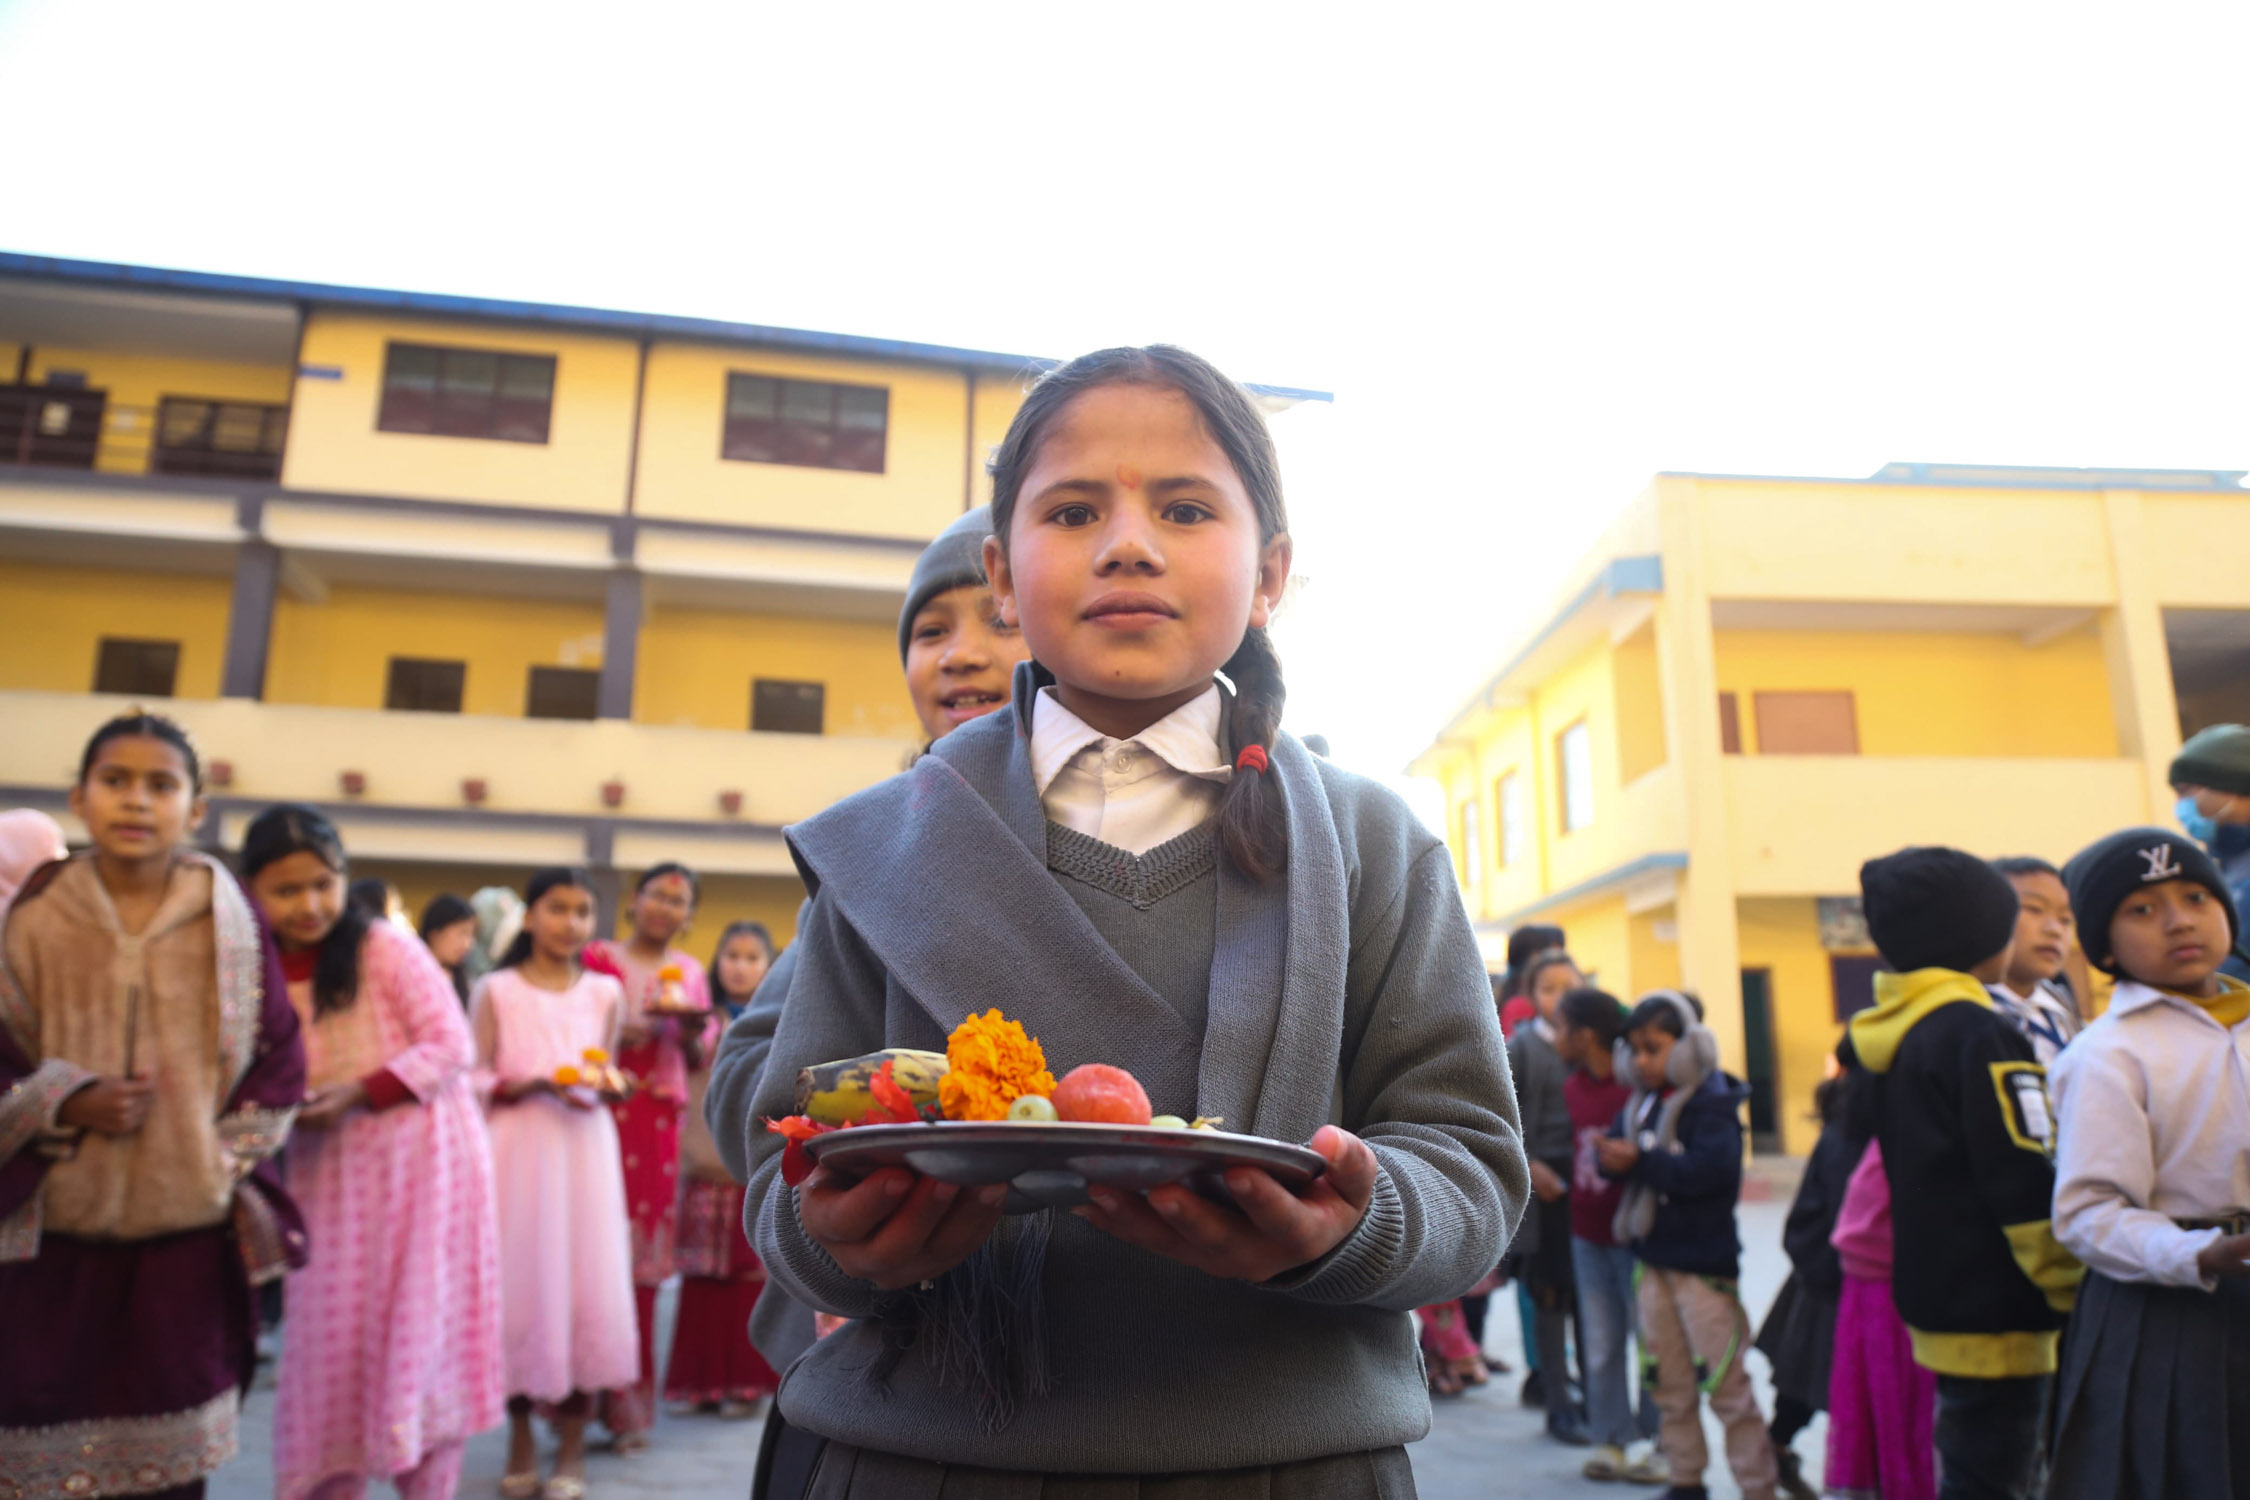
(739, 674), (1527, 1473)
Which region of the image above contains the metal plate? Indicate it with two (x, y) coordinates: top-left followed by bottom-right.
(804, 1121), (1327, 1212)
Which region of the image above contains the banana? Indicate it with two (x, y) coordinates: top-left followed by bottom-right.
(794, 1048), (950, 1124)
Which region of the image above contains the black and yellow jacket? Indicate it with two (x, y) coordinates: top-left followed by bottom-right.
(1838, 969), (2081, 1377)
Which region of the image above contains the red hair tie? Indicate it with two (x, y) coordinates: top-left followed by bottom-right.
(1235, 744), (1270, 775)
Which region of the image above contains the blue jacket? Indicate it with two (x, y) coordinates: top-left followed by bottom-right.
(1610, 1071), (1751, 1279)
(2213, 823), (2250, 983)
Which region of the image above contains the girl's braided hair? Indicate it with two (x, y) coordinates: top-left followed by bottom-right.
(988, 345), (1290, 881)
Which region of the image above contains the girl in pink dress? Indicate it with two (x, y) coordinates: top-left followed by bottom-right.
(244, 804), (504, 1500)
(580, 863), (711, 1451)
(472, 869), (638, 1500)
(1824, 1138), (1937, 1500)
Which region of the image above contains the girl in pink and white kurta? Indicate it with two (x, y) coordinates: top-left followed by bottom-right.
(247, 809), (506, 1500)
(247, 804), (505, 1500)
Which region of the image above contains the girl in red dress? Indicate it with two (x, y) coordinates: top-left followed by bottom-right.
(581, 863), (710, 1453)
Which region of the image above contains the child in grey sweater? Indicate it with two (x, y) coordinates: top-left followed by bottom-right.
(735, 346), (1529, 1498)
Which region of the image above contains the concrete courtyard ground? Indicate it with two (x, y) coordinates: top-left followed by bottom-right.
(216, 1168), (1810, 1500)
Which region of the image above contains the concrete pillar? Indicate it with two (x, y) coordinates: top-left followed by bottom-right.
(1649, 477), (1747, 1073)
(221, 539), (280, 700)
(585, 825), (621, 938)
(2098, 489), (2182, 819)
(599, 570), (642, 721)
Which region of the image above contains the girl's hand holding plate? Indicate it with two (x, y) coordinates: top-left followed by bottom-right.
(1073, 1124), (1377, 1283)
(797, 1162), (1009, 1291)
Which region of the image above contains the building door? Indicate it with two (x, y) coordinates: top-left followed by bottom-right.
(0, 384), (106, 469)
(1739, 967), (1781, 1153)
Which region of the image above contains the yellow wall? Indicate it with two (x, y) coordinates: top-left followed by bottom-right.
(282, 313), (639, 512)
(268, 584), (606, 716)
(22, 346), (294, 476)
(1443, 632), (1682, 923)
(1549, 892), (1632, 999)
(968, 369), (1032, 512)
(1523, 894), (1684, 1013)
(1714, 627), (2119, 757)
(2143, 495), (2250, 609)
(1627, 907), (1683, 997)
(1735, 896), (1850, 1157)
(1694, 479), (2117, 608)
(1612, 621), (1667, 784)
(631, 342), (973, 539)
(636, 607), (917, 740)
(0, 560), (233, 698)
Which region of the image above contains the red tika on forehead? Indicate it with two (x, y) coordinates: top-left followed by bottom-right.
(1115, 462), (1142, 488)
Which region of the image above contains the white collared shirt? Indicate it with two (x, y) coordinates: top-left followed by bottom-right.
(1030, 684), (1231, 855)
(2049, 978), (2250, 1288)
(1987, 979), (2082, 1067)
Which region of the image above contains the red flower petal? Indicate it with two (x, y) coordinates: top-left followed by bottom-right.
(870, 1058), (920, 1124)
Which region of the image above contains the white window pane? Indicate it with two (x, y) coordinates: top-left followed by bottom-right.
(1559, 723), (1595, 832)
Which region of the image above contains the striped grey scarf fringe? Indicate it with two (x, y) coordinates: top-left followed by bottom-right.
(867, 1208), (1053, 1432)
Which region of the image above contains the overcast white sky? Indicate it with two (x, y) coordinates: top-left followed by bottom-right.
(5, 2), (2246, 812)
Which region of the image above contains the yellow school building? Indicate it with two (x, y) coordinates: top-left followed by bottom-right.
(1411, 464), (2250, 1154)
(0, 252), (1322, 946)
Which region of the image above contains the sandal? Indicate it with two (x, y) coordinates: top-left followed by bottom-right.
(1451, 1354), (1490, 1388)
(1427, 1363), (1465, 1398)
(499, 1476), (540, 1500)
(542, 1478), (586, 1500)
(610, 1431), (650, 1458)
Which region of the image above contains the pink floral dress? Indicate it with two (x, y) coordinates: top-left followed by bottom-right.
(272, 922), (505, 1500)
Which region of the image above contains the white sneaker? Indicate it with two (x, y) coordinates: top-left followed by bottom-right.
(1622, 1444), (1669, 1485)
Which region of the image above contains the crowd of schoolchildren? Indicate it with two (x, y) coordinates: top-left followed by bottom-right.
(0, 745), (793, 1500)
(1, 341), (2244, 1500)
(1431, 721), (2250, 1500)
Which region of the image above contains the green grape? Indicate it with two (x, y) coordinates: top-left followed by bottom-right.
(1148, 1114), (1189, 1129)
(1007, 1094), (1058, 1122)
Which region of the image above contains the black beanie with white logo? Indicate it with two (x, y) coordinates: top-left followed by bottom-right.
(2062, 826), (2240, 974)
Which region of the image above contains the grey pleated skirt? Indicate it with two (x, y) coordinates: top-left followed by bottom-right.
(2047, 1270), (2250, 1499)
(802, 1444), (1417, 1500)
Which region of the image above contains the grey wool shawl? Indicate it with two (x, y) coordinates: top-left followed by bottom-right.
(736, 668), (1528, 1474)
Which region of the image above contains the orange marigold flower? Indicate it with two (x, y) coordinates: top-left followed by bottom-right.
(583, 1047), (610, 1065)
(658, 964), (684, 983)
(555, 1065), (582, 1087)
(939, 1009), (1057, 1122)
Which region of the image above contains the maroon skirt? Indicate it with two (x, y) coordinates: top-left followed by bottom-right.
(0, 1227), (254, 1498)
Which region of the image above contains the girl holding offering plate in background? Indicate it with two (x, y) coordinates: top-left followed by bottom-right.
(473, 868), (637, 1500)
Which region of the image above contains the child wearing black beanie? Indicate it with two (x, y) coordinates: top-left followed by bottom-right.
(2045, 828), (2250, 1499)
(1837, 847), (2081, 1500)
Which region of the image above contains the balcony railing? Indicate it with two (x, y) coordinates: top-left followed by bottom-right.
(1, 386), (288, 482)
(0, 690), (914, 834)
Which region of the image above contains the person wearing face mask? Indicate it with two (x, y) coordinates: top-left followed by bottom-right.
(2169, 724), (2250, 983)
